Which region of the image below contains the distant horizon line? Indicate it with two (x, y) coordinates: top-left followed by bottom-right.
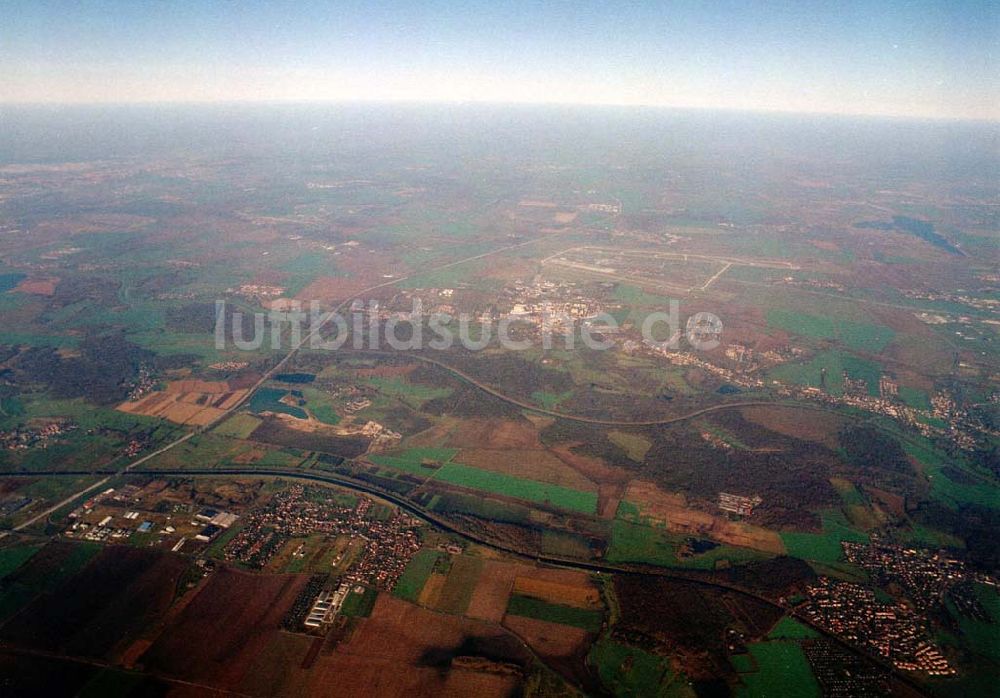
(1, 97), (996, 125)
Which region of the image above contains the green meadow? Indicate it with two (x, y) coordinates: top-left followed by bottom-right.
(605, 519), (681, 566)
(945, 583), (1000, 662)
(213, 413), (263, 439)
(769, 350), (882, 396)
(531, 390), (573, 410)
(397, 259), (487, 289)
(767, 309), (894, 353)
(392, 549), (442, 602)
(282, 252), (339, 296)
(780, 510), (869, 563)
(340, 586), (379, 618)
(904, 439), (1000, 510)
(608, 511), (768, 570)
(589, 637), (692, 697)
(897, 385), (931, 410)
(0, 545), (42, 579)
(299, 387), (341, 425)
(767, 617), (820, 640)
(431, 462), (598, 514)
(363, 375), (452, 406)
(369, 447), (457, 476)
(506, 594), (603, 632)
(734, 641), (820, 698)
(608, 431), (653, 462)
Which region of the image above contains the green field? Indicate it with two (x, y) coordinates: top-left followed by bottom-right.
(730, 653), (755, 673)
(531, 390), (573, 410)
(767, 309), (894, 353)
(283, 252), (339, 296)
(0, 544), (41, 579)
(506, 594), (603, 632)
(614, 284), (672, 309)
(437, 555), (482, 614)
(903, 440), (1000, 510)
(612, 284), (679, 332)
(769, 350), (882, 396)
(393, 549), (442, 602)
(900, 524), (965, 549)
(830, 478), (865, 506)
(606, 519), (766, 570)
(397, 259), (486, 289)
(0, 397), (160, 435)
(369, 447), (457, 475)
(145, 433), (266, 470)
(608, 431), (653, 462)
(431, 462), (598, 514)
(257, 449), (304, 468)
(340, 586), (379, 618)
(606, 520), (682, 567)
(368, 454), (442, 476)
(363, 376), (452, 405)
(395, 447), (459, 462)
(946, 583), (1000, 662)
(697, 422), (754, 451)
(676, 544), (770, 570)
(0, 478), (106, 533)
(204, 522), (245, 558)
(733, 641), (820, 698)
(780, 510), (869, 563)
(589, 637), (691, 697)
(767, 616), (820, 640)
(213, 413), (263, 439)
(615, 500), (642, 520)
(897, 385), (931, 410)
(298, 387), (341, 425)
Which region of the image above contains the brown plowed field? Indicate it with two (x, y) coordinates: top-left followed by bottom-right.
(164, 380), (231, 394)
(140, 567), (308, 690)
(465, 560), (518, 623)
(295, 275), (382, 304)
(286, 595), (527, 697)
(0, 546), (187, 662)
(739, 405), (846, 448)
(512, 577), (600, 609)
(116, 380), (247, 425)
(444, 418), (544, 449)
(15, 277), (58, 295)
(418, 572), (447, 607)
(466, 561), (598, 623)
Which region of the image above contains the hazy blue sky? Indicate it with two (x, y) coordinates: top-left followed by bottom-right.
(2, 1), (997, 119)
